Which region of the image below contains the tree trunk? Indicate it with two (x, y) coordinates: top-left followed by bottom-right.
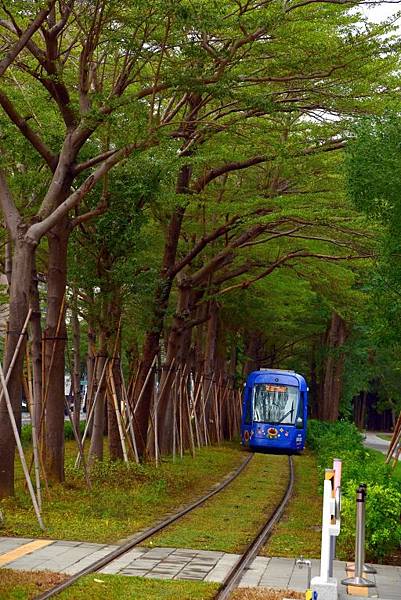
(44, 219), (69, 483)
(108, 358), (124, 461)
(88, 336), (107, 464)
(0, 237), (34, 497)
(71, 288), (81, 436)
(318, 312), (348, 421)
(133, 187), (188, 456)
(29, 262), (43, 437)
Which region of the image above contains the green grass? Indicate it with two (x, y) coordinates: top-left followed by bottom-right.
(0, 440), (245, 543)
(57, 575), (218, 600)
(0, 572), (218, 600)
(262, 451), (322, 559)
(146, 453), (289, 553)
(365, 448), (401, 483)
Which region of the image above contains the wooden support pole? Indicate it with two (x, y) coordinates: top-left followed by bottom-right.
(75, 358), (108, 467)
(108, 364), (129, 464)
(0, 362), (45, 530)
(0, 308), (32, 410)
(120, 365), (139, 464)
(24, 349), (42, 510)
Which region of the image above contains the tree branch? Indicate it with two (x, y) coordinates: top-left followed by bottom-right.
(0, 1), (55, 78)
(218, 250), (374, 295)
(0, 168), (21, 239)
(192, 139), (345, 193)
(27, 140), (145, 243)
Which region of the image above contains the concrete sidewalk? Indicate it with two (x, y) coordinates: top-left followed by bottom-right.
(0, 537), (400, 599)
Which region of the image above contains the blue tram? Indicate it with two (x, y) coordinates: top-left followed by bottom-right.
(241, 369), (308, 452)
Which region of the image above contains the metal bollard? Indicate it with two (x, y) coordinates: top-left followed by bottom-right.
(296, 556), (312, 589)
(296, 557), (317, 599)
(341, 484), (375, 587)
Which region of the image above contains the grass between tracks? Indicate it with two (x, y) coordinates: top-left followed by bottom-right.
(262, 451), (322, 559)
(145, 453), (289, 553)
(0, 440), (244, 543)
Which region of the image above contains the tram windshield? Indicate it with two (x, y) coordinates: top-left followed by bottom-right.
(252, 384), (299, 425)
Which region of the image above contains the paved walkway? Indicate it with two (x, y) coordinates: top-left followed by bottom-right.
(363, 432), (400, 460)
(0, 537), (400, 598)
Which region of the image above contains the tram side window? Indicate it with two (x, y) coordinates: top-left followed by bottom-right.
(297, 392), (305, 427)
(244, 388), (252, 424)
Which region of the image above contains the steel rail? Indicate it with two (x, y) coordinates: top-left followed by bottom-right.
(35, 452), (254, 599)
(215, 454), (294, 600)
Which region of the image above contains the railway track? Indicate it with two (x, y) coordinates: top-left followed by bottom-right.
(35, 452), (294, 600)
(35, 452), (254, 599)
(216, 454), (294, 600)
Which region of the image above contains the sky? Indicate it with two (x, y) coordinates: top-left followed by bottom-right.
(362, 1), (401, 23)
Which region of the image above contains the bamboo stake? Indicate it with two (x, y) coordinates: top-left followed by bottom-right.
(133, 355), (157, 414)
(172, 368), (178, 462)
(179, 368), (183, 458)
(0, 308), (32, 410)
(192, 374), (204, 447)
(64, 396), (92, 488)
(202, 378), (214, 445)
(75, 358), (108, 467)
(192, 383), (201, 449)
(120, 365), (139, 464)
(386, 412), (401, 462)
(108, 364), (129, 464)
(184, 371), (195, 458)
(0, 362), (45, 530)
(24, 349), (42, 510)
(153, 376), (159, 467)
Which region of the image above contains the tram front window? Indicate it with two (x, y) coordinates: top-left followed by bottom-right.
(253, 384), (299, 425)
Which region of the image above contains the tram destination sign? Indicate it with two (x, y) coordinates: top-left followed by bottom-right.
(264, 385), (287, 392)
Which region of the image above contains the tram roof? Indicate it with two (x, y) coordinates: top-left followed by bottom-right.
(246, 369), (308, 390)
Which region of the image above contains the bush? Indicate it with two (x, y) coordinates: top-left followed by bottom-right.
(341, 480), (401, 560)
(20, 420), (86, 447)
(307, 419), (401, 561)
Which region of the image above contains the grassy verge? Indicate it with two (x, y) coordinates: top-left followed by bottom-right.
(0, 441), (244, 543)
(0, 569), (67, 600)
(262, 451), (321, 558)
(145, 454), (289, 553)
(365, 447), (401, 484)
(375, 433), (392, 442)
(57, 574), (218, 600)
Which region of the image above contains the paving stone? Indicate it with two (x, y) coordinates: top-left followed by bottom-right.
(239, 573), (262, 587)
(196, 550), (224, 559)
(176, 573), (206, 580)
(55, 541), (82, 547)
(145, 572), (175, 580)
(122, 559), (159, 569)
(121, 569), (149, 577)
(260, 577), (291, 588)
(0, 537), (33, 544)
(190, 557), (218, 564)
(172, 549), (198, 557)
(250, 556), (271, 568)
(4, 558), (48, 571)
(143, 547), (174, 559)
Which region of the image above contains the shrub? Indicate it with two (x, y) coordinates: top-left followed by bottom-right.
(308, 419), (401, 561)
(20, 421), (86, 447)
(341, 480), (401, 560)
